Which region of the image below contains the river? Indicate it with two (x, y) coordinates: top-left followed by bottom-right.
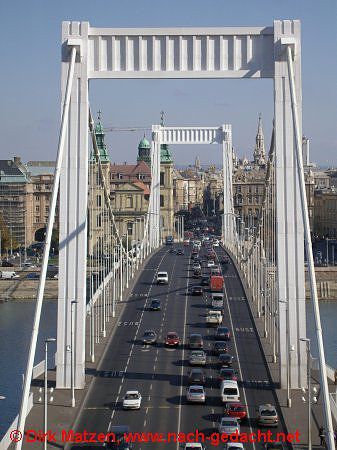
(0, 299), (336, 439)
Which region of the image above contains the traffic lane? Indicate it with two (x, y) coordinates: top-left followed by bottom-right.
(219, 247), (287, 435)
(143, 252), (191, 447)
(180, 251), (224, 440)
(108, 249), (189, 446)
(74, 247), (170, 434)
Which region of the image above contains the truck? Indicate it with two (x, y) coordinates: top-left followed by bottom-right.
(206, 310), (223, 326)
(210, 275), (224, 292)
(0, 271), (19, 279)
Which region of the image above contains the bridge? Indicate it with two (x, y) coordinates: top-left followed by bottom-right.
(8, 19), (336, 450)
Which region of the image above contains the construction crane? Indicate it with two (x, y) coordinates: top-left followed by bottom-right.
(103, 126), (151, 132)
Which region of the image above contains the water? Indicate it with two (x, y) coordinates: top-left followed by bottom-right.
(0, 299), (336, 439)
(0, 300), (57, 439)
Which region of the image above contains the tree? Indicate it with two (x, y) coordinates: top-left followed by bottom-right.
(0, 213), (12, 254)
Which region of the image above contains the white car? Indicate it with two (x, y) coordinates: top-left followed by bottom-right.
(186, 385), (206, 403)
(213, 239), (220, 247)
(156, 271), (168, 284)
(183, 444), (205, 450)
(218, 417), (240, 435)
(224, 444), (244, 450)
(207, 260), (215, 267)
(122, 391), (142, 410)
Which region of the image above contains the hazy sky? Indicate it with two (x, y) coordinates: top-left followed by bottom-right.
(1, 0), (336, 166)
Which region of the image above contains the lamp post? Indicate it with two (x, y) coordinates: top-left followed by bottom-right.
(44, 338), (56, 450)
(70, 300), (78, 407)
(279, 299), (292, 407)
(300, 337), (312, 450)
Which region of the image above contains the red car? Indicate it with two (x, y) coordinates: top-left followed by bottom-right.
(218, 367), (237, 383)
(224, 402), (247, 422)
(165, 332), (180, 347)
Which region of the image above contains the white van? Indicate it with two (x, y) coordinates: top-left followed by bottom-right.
(156, 271), (168, 285)
(211, 293), (224, 308)
(0, 271), (20, 279)
(220, 380), (240, 403)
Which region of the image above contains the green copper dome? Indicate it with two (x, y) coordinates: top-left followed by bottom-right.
(137, 135), (151, 165)
(160, 143), (173, 164)
(138, 136), (151, 150)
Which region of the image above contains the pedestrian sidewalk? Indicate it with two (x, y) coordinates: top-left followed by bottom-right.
(10, 250), (159, 450)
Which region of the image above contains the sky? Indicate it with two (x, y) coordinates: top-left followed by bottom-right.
(1, 0), (337, 167)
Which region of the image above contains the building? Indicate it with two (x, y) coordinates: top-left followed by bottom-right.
(88, 119), (111, 256)
(314, 188), (337, 238)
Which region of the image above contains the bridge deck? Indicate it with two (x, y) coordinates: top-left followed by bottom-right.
(19, 244), (331, 450)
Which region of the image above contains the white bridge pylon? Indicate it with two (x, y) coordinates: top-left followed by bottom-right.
(149, 125), (233, 247)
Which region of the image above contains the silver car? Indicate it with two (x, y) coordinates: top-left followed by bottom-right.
(186, 385), (206, 403)
(189, 350), (206, 366)
(218, 417), (240, 434)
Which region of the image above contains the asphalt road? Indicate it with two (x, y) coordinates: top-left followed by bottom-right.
(73, 244), (289, 450)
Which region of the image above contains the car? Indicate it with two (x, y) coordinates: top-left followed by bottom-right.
(156, 271), (168, 284)
(165, 236), (174, 245)
(26, 272), (40, 279)
(169, 248), (176, 254)
(207, 260), (215, 268)
(224, 402), (247, 422)
(218, 417), (240, 435)
(165, 331), (180, 347)
(200, 276), (209, 286)
(183, 239), (190, 246)
(218, 368), (237, 382)
(23, 261), (37, 268)
(192, 262), (201, 271)
(212, 341), (228, 355)
(107, 426), (133, 449)
(188, 333), (203, 349)
(1, 261), (14, 267)
(193, 269), (202, 279)
(177, 249), (184, 255)
(218, 353), (234, 367)
(257, 404), (278, 427)
(222, 255), (230, 264)
(216, 326), (231, 341)
(264, 444), (284, 450)
(187, 368), (206, 385)
(186, 385), (206, 403)
(213, 239), (220, 247)
(191, 285), (203, 296)
(122, 391), (142, 409)
(182, 444), (205, 450)
(210, 266), (221, 276)
(188, 350), (207, 366)
(224, 444), (244, 450)
(149, 299), (161, 311)
(142, 330), (157, 345)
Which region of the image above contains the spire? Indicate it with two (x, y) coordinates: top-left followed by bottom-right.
(91, 110), (110, 162)
(253, 113), (265, 166)
(159, 110), (173, 164)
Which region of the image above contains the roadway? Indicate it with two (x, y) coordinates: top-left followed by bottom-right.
(73, 243), (289, 449)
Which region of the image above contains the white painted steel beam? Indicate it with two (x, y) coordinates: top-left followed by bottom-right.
(56, 22), (89, 389)
(274, 20), (306, 389)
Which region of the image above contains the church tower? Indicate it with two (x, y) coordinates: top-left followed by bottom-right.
(253, 114), (266, 167)
(88, 112), (110, 256)
(159, 112), (174, 239)
(137, 135), (151, 166)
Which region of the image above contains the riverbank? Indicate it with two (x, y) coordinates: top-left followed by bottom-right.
(1, 266), (337, 301)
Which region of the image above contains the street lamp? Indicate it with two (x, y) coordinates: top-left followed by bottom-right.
(70, 300), (78, 407)
(300, 337), (313, 450)
(44, 338), (56, 450)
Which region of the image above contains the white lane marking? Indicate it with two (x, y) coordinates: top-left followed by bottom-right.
(216, 250), (256, 450)
(176, 253), (190, 450)
(150, 384), (153, 390)
(107, 250), (169, 431)
(148, 395), (151, 402)
(146, 407), (149, 414)
(143, 419), (147, 427)
(118, 385), (122, 395)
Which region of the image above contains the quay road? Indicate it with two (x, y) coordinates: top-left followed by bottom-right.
(73, 244), (290, 449)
